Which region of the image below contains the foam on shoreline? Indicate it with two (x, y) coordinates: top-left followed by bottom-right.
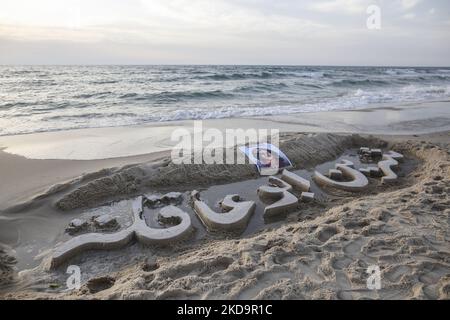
(0, 100), (449, 161)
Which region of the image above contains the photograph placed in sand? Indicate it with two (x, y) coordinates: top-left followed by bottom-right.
(0, 0), (449, 302)
(239, 143), (293, 175)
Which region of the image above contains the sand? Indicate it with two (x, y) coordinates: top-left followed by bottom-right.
(0, 131), (448, 300)
(0, 149), (169, 211)
(0, 103), (449, 300)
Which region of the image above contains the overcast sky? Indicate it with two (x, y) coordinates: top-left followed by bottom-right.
(0, 0), (449, 66)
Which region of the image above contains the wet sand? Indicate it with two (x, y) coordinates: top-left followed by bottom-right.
(0, 100), (448, 161)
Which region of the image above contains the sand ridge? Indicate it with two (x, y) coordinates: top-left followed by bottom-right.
(41, 133), (385, 212)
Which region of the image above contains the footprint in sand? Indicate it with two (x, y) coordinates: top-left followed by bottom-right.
(272, 251), (297, 265)
(331, 255), (354, 270)
(237, 271), (294, 300)
(343, 238), (366, 256)
(335, 270), (355, 300)
(384, 265), (412, 283)
(316, 225), (340, 243)
(157, 256), (234, 281)
(418, 264), (449, 285)
(85, 276), (116, 294)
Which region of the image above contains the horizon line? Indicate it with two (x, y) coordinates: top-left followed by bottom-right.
(1, 64), (449, 68)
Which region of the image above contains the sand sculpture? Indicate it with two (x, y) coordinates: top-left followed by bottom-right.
(280, 169), (310, 192)
(279, 169), (315, 202)
(314, 150), (404, 190)
(257, 177), (299, 218)
(192, 194), (256, 232)
(313, 159), (369, 191)
(378, 156), (399, 184)
(359, 166), (382, 178)
(50, 196), (192, 268)
(300, 192), (315, 202)
(358, 147), (383, 162)
(378, 151), (404, 184)
(49, 149), (404, 268)
(143, 192), (183, 208)
(358, 149), (404, 184)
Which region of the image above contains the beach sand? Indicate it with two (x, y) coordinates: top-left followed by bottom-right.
(0, 102), (449, 300)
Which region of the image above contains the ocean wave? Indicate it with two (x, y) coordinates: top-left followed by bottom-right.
(233, 82), (289, 93)
(44, 112), (137, 121)
(293, 82), (324, 89)
(73, 91), (113, 99)
(331, 79), (390, 87)
(197, 71), (295, 81)
(0, 101), (31, 109)
(121, 90), (235, 102)
(400, 84), (450, 95)
(384, 68), (420, 75)
(120, 93), (139, 99)
(1, 65), (450, 136)
(90, 80), (119, 85)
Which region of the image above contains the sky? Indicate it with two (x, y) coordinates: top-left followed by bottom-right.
(0, 0), (449, 66)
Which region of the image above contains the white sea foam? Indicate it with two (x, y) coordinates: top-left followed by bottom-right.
(0, 65), (449, 136)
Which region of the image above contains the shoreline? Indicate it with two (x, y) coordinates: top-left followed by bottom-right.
(0, 100), (449, 161)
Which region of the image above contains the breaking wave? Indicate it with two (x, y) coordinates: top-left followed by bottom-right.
(1, 65), (450, 135)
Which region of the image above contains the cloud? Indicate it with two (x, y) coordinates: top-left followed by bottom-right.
(0, 0), (449, 65)
(137, 0), (328, 36)
(402, 13), (416, 20)
(0, 0), (331, 44)
(309, 0), (367, 14)
(0, 24), (103, 42)
(401, 0), (421, 10)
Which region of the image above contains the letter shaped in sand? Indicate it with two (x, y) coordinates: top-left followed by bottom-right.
(378, 151), (403, 184)
(280, 170), (315, 202)
(313, 160), (369, 192)
(193, 195), (256, 232)
(280, 169), (311, 192)
(50, 196), (192, 269)
(257, 177), (298, 219)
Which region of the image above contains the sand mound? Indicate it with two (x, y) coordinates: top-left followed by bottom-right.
(3, 135), (449, 300)
(0, 244), (17, 287)
(52, 133), (384, 211)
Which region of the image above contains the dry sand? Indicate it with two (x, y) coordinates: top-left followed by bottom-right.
(0, 130), (448, 300)
(0, 149), (169, 211)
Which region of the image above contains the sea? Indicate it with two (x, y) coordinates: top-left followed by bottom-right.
(1, 65), (450, 136)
